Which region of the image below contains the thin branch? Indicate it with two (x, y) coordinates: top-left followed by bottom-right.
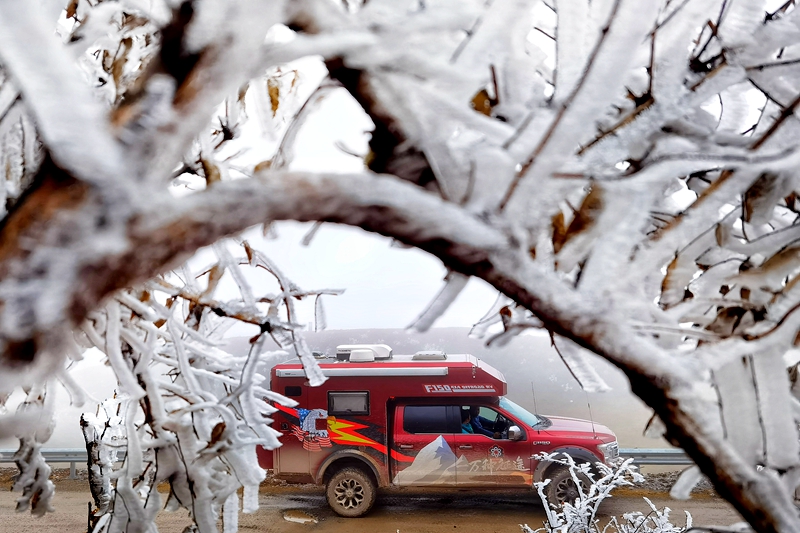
(691, 0), (729, 65)
(746, 58), (800, 72)
(655, 0), (694, 31)
(751, 92), (800, 150)
(499, 0), (624, 210)
(449, 0), (496, 63)
(533, 26), (555, 40)
(0, 3), (128, 186)
(765, 0), (796, 21)
(0, 93), (21, 125)
(577, 96), (654, 155)
(748, 77), (788, 109)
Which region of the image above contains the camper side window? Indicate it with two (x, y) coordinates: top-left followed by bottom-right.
(328, 391), (370, 415)
(403, 405), (458, 434)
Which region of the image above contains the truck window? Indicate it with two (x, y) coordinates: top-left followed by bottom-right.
(498, 397), (541, 427)
(284, 386), (302, 397)
(328, 391), (370, 415)
(403, 405), (459, 434)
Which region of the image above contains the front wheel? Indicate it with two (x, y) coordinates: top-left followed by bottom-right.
(545, 466), (588, 508)
(325, 467), (377, 517)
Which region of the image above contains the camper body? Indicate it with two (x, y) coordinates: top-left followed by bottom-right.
(257, 345), (619, 517)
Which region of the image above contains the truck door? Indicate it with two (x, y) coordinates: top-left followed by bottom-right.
(390, 405), (460, 486)
(454, 405), (531, 487)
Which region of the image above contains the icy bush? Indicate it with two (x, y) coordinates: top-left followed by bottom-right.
(522, 453), (691, 533)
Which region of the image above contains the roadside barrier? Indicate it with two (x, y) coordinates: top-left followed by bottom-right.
(0, 447), (691, 480)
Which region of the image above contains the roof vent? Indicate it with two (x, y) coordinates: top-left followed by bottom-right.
(336, 344), (393, 361)
(413, 350), (447, 360)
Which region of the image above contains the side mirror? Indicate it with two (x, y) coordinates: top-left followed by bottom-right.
(508, 425), (523, 441)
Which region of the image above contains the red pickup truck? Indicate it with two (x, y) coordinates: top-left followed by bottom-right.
(257, 344), (619, 517)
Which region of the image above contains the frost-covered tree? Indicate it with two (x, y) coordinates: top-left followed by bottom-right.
(3, 0), (800, 531)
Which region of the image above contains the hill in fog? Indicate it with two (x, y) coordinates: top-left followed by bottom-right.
(4, 328), (668, 451)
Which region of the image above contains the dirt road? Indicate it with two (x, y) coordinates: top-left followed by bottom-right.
(0, 474), (744, 533)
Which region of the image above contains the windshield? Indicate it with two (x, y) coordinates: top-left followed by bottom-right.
(499, 397), (542, 427)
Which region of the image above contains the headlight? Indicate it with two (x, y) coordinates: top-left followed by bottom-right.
(598, 441), (619, 463)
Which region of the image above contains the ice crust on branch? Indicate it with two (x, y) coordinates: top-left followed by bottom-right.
(3, 0), (800, 531)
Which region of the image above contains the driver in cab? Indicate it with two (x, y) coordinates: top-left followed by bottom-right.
(469, 406), (501, 439)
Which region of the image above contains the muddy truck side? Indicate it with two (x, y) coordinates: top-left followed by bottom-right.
(257, 344), (619, 517)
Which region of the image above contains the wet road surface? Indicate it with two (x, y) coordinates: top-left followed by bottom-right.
(0, 481), (743, 532)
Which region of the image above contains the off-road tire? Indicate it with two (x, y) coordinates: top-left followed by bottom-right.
(325, 467), (377, 517)
(545, 466), (588, 508)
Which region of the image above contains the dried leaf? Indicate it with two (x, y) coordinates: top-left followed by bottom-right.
(552, 211), (567, 254)
(785, 192), (797, 212)
(208, 422), (226, 446)
(734, 246), (800, 292)
(262, 223), (277, 239)
(744, 172), (788, 225)
(660, 252), (697, 307)
(66, 0), (79, 19)
(253, 160), (272, 173)
(362, 150), (375, 166)
(471, 89), (493, 116)
(153, 297), (176, 328)
(714, 222), (731, 247)
(200, 158), (221, 185)
(564, 186), (603, 245)
(555, 186), (606, 271)
(499, 306), (512, 330)
(243, 241), (255, 264)
(267, 78), (280, 117)
(202, 265), (225, 298)
(706, 307), (748, 337)
(111, 38), (132, 90)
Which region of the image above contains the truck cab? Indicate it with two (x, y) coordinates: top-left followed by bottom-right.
(257, 344), (618, 517)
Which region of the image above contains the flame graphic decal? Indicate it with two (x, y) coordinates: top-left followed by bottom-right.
(274, 404), (413, 462)
(327, 417), (373, 445)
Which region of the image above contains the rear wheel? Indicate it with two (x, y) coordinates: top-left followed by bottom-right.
(545, 467), (588, 508)
(325, 467), (377, 517)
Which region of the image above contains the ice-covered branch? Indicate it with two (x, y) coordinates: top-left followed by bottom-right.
(0, 2), (128, 186)
(3, 1), (800, 531)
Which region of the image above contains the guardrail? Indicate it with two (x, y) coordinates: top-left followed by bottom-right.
(0, 448), (89, 479)
(0, 447), (692, 481)
(619, 448), (691, 465)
